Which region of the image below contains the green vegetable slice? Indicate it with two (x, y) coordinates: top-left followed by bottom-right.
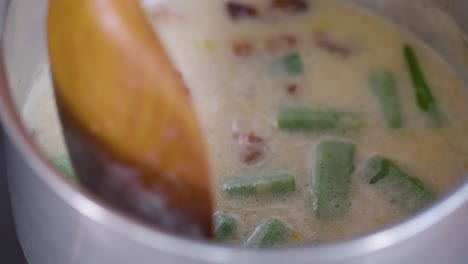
(222, 172), (295, 196)
(277, 106), (362, 132)
(312, 140), (355, 220)
(404, 44), (442, 127)
(214, 212), (238, 241)
(363, 156), (437, 213)
(369, 69), (403, 129)
(245, 219), (291, 249)
(277, 53), (303, 75)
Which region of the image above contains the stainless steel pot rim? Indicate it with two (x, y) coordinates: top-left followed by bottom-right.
(1, 3), (467, 263)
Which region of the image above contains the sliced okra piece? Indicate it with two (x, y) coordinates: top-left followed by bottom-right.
(404, 44), (442, 127)
(312, 140), (356, 220)
(214, 212), (238, 241)
(222, 172), (295, 196)
(369, 69), (403, 129)
(245, 219), (291, 249)
(363, 156), (436, 213)
(277, 106), (362, 132)
(277, 53), (304, 75)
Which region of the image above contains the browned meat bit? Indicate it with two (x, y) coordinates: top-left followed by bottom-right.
(233, 42), (254, 57)
(234, 132), (268, 166)
(272, 0), (309, 14)
(227, 2), (259, 21)
(266, 34), (297, 54)
(286, 84), (298, 95)
(237, 132), (265, 144)
(243, 145), (264, 165)
(315, 32), (353, 58)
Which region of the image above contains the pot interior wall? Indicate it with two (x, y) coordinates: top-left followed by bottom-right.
(3, 0), (49, 110)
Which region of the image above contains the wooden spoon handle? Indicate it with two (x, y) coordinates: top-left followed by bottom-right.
(48, 0), (213, 238)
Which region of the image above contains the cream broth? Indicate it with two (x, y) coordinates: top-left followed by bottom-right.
(23, 0), (468, 246)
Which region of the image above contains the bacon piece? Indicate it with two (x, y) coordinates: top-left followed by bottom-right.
(232, 42), (254, 57)
(315, 32), (353, 58)
(226, 2), (259, 20)
(243, 146), (264, 165)
(272, 0), (309, 14)
(265, 34), (297, 54)
(286, 84), (298, 95)
(238, 132), (265, 144)
(234, 132), (268, 166)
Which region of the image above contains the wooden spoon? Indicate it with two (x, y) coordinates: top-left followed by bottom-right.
(47, 0), (213, 238)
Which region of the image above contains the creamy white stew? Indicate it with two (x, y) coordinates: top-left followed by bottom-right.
(23, 0), (468, 248)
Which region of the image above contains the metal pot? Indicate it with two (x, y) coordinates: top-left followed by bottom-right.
(1, 0), (467, 263)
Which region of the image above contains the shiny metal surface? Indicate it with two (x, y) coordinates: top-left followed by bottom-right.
(0, 0), (467, 263)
